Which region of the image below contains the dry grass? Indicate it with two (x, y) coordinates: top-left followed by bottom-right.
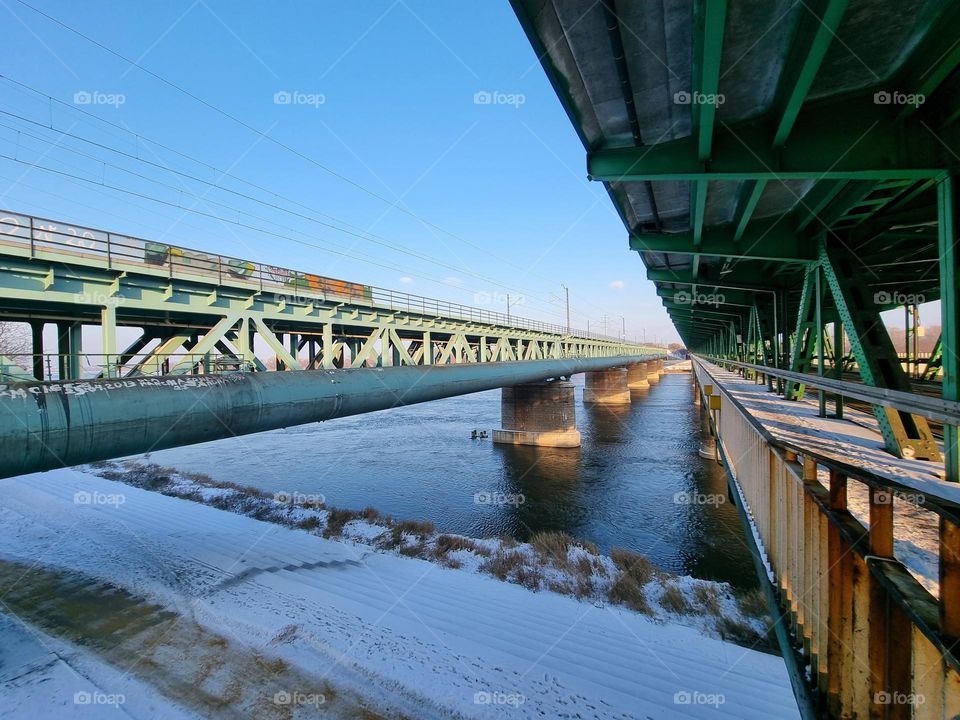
(433, 534), (491, 558)
(610, 547), (655, 585)
(499, 536), (519, 549)
(716, 616), (761, 646)
(530, 531), (574, 565)
(513, 565), (543, 591)
(296, 516), (321, 531)
(608, 575), (652, 615)
(660, 584), (692, 615)
(398, 542), (426, 558)
(577, 539), (600, 555)
(574, 575), (594, 599)
(736, 587), (769, 619)
(324, 508), (361, 538)
(395, 519), (435, 540)
(479, 550), (528, 580)
(574, 555), (594, 578)
(360, 506), (381, 522)
(547, 578), (576, 595)
(692, 584), (722, 616)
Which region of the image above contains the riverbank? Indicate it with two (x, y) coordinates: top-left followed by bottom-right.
(0, 468), (800, 719)
(87, 459), (774, 649)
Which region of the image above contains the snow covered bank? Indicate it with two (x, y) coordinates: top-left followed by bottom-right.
(0, 468), (801, 719)
(85, 459), (773, 648)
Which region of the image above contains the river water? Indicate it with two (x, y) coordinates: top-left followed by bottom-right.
(143, 371), (759, 590)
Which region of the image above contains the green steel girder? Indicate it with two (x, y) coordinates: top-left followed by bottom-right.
(631, 216), (815, 262)
(587, 97), (950, 182)
(646, 267), (795, 289)
(891, 2), (960, 118)
(938, 175), (959, 481)
(657, 288), (756, 306)
(819, 237), (941, 461)
(771, 0), (850, 147)
(784, 266), (820, 400)
(689, 0), (727, 278)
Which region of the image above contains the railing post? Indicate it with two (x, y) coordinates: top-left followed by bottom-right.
(942, 517), (960, 638)
(826, 469), (848, 716)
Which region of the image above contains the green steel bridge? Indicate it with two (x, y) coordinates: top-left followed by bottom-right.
(510, 0), (960, 717)
(0, 209), (662, 476)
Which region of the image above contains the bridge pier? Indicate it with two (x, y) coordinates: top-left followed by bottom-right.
(583, 367), (631, 405)
(626, 362), (649, 390)
(493, 380), (581, 448)
(647, 359), (662, 384)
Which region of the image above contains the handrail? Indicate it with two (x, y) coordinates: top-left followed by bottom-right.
(0, 209), (653, 346)
(696, 354), (960, 426)
(692, 358), (960, 517)
(692, 357), (960, 718)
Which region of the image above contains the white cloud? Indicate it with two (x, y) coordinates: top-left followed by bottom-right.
(609, 280), (625, 289)
(399, 276), (413, 284)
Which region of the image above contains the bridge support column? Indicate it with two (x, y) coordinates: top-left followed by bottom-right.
(583, 367), (631, 404)
(698, 401), (717, 459)
(646, 360), (661, 384)
(493, 380), (580, 448)
(30, 321), (43, 380)
(101, 305), (117, 378)
(56, 321), (81, 380)
(626, 362), (649, 390)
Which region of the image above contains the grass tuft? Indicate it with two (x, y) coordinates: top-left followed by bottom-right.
(530, 531), (574, 566)
(479, 550), (527, 581)
(692, 584), (722, 616)
(610, 547), (655, 586)
(608, 575), (652, 615)
(660, 584), (692, 614)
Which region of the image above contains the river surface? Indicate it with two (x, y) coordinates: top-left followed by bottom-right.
(142, 371), (759, 590)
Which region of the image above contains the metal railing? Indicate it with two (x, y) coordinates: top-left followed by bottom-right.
(693, 358), (960, 719)
(699, 355), (960, 425)
(0, 209), (645, 345)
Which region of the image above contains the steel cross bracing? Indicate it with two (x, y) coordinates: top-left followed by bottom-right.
(0, 211), (654, 382)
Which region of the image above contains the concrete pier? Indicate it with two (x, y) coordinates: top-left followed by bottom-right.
(583, 367), (631, 405)
(626, 362), (650, 390)
(697, 395), (717, 459)
(493, 380), (581, 448)
(647, 359), (661, 384)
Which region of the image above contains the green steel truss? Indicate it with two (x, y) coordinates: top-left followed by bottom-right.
(0, 213), (652, 382)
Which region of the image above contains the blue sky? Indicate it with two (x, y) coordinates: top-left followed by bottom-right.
(0, 0), (680, 343)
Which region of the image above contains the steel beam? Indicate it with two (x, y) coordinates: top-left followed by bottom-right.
(587, 99), (947, 182)
(938, 174), (959, 481)
(631, 217), (814, 262)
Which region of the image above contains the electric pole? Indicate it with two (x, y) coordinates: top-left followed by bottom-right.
(561, 284), (570, 334)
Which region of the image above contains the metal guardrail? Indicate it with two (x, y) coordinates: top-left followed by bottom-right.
(0, 209), (649, 346)
(692, 358), (960, 719)
(697, 355), (960, 426)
